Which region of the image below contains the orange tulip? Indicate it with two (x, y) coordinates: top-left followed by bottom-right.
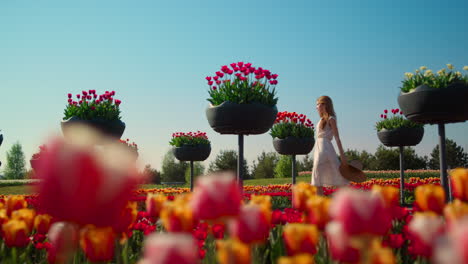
(217, 239), (251, 264)
(229, 204), (271, 244)
(2, 219), (31, 247)
(114, 201), (137, 234)
(0, 209), (8, 237)
(292, 182), (317, 212)
(283, 223), (320, 256)
(306, 195), (331, 230)
(34, 214), (53, 235)
(368, 243), (396, 264)
(161, 195), (195, 233)
(80, 225), (115, 262)
(371, 186), (399, 208)
(249, 195), (272, 211)
(5, 195), (27, 217)
(451, 168), (468, 202)
(278, 254), (315, 264)
(12, 208), (36, 232)
(145, 193), (167, 220)
(415, 185), (445, 214)
(444, 199), (468, 227)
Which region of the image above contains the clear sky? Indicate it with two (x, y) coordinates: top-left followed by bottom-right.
(1, 0), (467, 172)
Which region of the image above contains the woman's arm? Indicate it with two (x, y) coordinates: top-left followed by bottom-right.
(329, 118), (347, 164)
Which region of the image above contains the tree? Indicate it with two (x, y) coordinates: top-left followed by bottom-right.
(4, 142), (27, 179)
(297, 154), (313, 172)
(185, 162), (205, 183)
(143, 164), (161, 184)
(274, 155), (293, 178)
(208, 150), (249, 179)
(251, 151), (279, 179)
(161, 150), (188, 183)
(371, 145), (427, 170)
(428, 139), (468, 169)
(344, 149), (376, 170)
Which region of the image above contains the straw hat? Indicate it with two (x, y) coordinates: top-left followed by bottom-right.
(339, 160), (366, 183)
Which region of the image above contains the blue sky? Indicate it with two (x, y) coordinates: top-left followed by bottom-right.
(1, 0), (467, 172)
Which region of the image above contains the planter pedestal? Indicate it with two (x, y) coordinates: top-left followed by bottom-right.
(173, 145), (211, 191)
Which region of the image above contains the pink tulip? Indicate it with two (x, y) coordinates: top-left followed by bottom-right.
(141, 233), (198, 264)
(326, 221), (360, 263)
(329, 188), (392, 236)
(47, 222), (79, 264)
(408, 212), (445, 258)
(434, 217), (468, 264)
(205, 76), (211, 81)
(35, 128), (142, 227)
(229, 204), (271, 244)
(67, 93), (72, 98)
(190, 172), (241, 221)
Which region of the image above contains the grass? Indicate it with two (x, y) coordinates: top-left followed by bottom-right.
(0, 177), (311, 196)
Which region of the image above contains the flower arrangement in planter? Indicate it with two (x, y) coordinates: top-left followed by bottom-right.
(170, 131), (211, 161)
(270, 111), (315, 155)
(119, 138), (139, 158)
(61, 90), (126, 138)
(205, 62), (279, 135)
(30, 144), (47, 170)
(398, 64), (468, 124)
(376, 108), (424, 147)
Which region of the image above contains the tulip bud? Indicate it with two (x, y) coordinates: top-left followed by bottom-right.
(415, 185), (445, 214)
(278, 254), (315, 264)
(217, 239), (251, 264)
(48, 222), (79, 264)
(146, 193), (167, 220)
(229, 204), (271, 244)
(0, 209), (8, 237)
(249, 195), (272, 212)
(161, 195), (195, 233)
(12, 208), (36, 233)
(283, 223), (319, 256)
(443, 199), (468, 228)
(292, 182), (317, 212)
(325, 221), (360, 263)
(114, 201), (138, 234)
(34, 214), (53, 235)
(190, 172), (241, 221)
(306, 195), (331, 230)
(5, 195), (27, 217)
(2, 219), (31, 247)
(80, 225), (115, 262)
(142, 233), (199, 264)
(408, 212), (445, 258)
(451, 168), (468, 202)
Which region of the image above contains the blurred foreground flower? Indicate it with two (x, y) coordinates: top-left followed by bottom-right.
(434, 217), (468, 264)
(216, 239), (251, 264)
(451, 168), (468, 202)
(35, 125), (143, 226)
(47, 222), (79, 264)
(229, 203), (271, 244)
(140, 233), (198, 264)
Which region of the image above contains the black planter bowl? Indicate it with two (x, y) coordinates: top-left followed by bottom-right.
(397, 83), (468, 124)
(61, 116), (126, 139)
(206, 102), (278, 135)
(173, 144), (211, 161)
(377, 127), (424, 147)
(273, 137), (315, 155)
(0, 133), (3, 147)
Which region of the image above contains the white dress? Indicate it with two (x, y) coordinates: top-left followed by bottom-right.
(311, 116), (349, 187)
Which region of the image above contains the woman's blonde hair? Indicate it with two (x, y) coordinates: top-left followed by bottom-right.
(317, 95), (336, 129)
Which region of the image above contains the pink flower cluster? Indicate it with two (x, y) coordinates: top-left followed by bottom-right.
(380, 108), (403, 119)
(205, 62), (278, 90)
(67, 90), (121, 107)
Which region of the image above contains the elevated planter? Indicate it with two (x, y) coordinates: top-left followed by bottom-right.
(377, 127), (424, 147)
(61, 116), (126, 139)
(173, 144), (211, 162)
(273, 137), (315, 155)
(397, 83), (468, 124)
(206, 101), (278, 135)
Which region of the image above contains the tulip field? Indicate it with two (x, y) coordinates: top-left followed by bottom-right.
(1, 131), (467, 263)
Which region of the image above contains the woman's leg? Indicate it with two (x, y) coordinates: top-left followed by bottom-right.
(316, 186), (324, 196)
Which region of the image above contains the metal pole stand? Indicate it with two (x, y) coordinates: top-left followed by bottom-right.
(291, 155), (297, 185)
(190, 160), (194, 191)
(398, 146), (406, 206)
(237, 134), (244, 188)
(438, 123), (451, 202)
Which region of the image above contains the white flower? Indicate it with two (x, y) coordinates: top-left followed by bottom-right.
(456, 71), (462, 77)
(404, 72), (414, 79)
(415, 69), (420, 74)
(437, 68), (446, 76)
(424, 70), (433, 77)
(420, 66), (427, 71)
(463, 66), (468, 71)
(447, 64), (454, 70)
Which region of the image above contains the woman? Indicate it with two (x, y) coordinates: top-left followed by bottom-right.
(311, 96), (349, 195)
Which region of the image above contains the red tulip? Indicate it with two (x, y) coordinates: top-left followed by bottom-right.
(35, 128), (142, 227)
(408, 212), (444, 258)
(142, 233), (198, 264)
(80, 225), (115, 262)
(67, 93), (72, 98)
(384, 109), (388, 114)
(34, 214), (53, 235)
(2, 219), (31, 248)
(190, 172), (241, 221)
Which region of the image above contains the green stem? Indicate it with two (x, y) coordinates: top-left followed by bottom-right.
(12, 247), (18, 264)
